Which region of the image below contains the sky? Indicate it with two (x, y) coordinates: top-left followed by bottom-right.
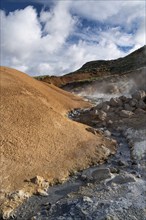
(0, 0), (145, 76)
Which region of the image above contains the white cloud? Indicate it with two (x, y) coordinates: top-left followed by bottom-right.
(98, 27), (134, 47)
(71, 1), (122, 21)
(1, 7), (41, 58)
(39, 1), (77, 53)
(71, 1), (145, 24)
(0, 0), (145, 76)
(37, 63), (53, 74)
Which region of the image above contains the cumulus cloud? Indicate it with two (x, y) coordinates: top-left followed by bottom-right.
(0, 0), (145, 76)
(2, 7), (41, 53)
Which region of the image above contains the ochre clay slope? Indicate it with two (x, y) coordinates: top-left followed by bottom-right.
(0, 67), (116, 194)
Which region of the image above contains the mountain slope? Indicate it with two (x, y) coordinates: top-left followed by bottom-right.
(37, 45), (146, 87)
(0, 67), (116, 196)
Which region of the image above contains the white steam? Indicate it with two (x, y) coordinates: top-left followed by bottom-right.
(74, 67), (146, 103)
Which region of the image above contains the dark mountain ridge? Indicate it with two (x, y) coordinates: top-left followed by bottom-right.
(37, 45), (146, 87)
(78, 45), (146, 74)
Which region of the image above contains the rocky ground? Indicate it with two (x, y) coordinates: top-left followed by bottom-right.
(4, 90), (145, 220)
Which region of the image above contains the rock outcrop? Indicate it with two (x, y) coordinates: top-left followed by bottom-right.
(70, 90), (146, 129)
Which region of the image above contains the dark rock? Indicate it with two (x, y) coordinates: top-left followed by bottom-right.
(92, 168), (112, 181)
(136, 100), (146, 109)
(102, 103), (110, 112)
(129, 99), (138, 107)
(118, 160), (127, 166)
(119, 96), (128, 102)
(132, 90), (146, 100)
(110, 167), (119, 174)
(109, 98), (119, 107)
(111, 173), (136, 184)
(131, 161), (138, 165)
(106, 120), (113, 126)
(119, 110), (134, 117)
(95, 102), (103, 109)
(82, 168), (112, 182)
(134, 108), (146, 114)
(124, 104), (134, 111)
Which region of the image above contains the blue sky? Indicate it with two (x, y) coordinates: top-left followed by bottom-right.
(0, 0), (145, 76)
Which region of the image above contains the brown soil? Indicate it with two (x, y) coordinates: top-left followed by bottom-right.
(0, 67), (116, 197)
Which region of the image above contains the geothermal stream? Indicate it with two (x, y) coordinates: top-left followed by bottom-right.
(13, 129), (136, 220)
(11, 94), (146, 220)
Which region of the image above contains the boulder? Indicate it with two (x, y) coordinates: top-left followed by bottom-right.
(117, 160), (128, 166)
(109, 107), (115, 112)
(92, 168), (112, 181)
(31, 176), (49, 188)
(129, 99), (138, 107)
(94, 109), (99, 115)
(124, 104), (134, 111)
(119, 95), (128, 102)
(116, 98), (123, 106)
(102, 103), (110, 112)
(104, 130), (111, 137)
(132, 90), (146, 100)
(95, 102), (103, 109)
(136, 100), (146, 109)
(82, 168), (112, 182)
(109, 98), (119, 107)
(124, 97), (131, 103)
(106, 120), (113, 125)
(110, 167), (119, 174)
(115, 107), (123, 112)
(98, 110), (107, 121)
(89, 108), (98, 116)
(135, 108), (146, 114)
(111, 173), (136, 184)
(119, 110), (134, 118)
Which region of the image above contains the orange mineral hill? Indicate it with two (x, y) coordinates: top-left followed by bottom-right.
(0, 66), (116, 196)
